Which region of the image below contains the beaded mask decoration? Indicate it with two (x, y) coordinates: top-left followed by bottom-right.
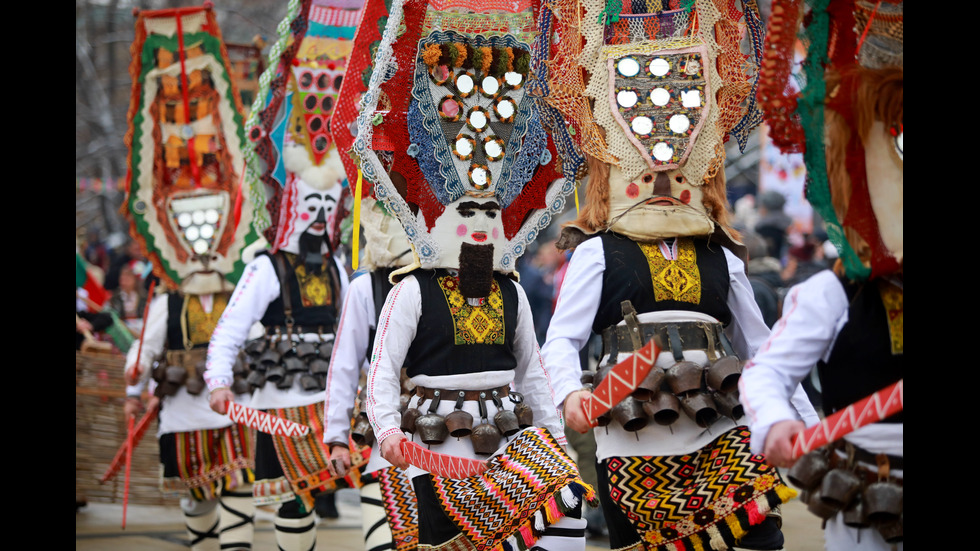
(123, 5), (263, 294)
(242, 0), (364, 255)
(548, 0), (765, 250)
(759, 0), (902, 281)
(352, 0), (583, 273)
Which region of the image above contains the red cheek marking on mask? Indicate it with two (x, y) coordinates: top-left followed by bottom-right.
(300, 213), (310, 221)
(626, 183), (639, 199)
(457, 224), (467, 237)
(492, 228), (499, 239)
(680, 190), (691, 204)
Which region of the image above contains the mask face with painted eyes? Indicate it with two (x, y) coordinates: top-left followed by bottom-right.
(275, 177), (344, 256)
(430, 197), (506, 270)
(864, 121), (903, 264)
(607, 164), (714, 241)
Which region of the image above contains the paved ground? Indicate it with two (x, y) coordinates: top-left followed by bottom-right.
(76, 485), (826, 550)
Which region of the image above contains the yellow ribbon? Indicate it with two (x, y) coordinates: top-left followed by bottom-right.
(352, 168), (363, 271)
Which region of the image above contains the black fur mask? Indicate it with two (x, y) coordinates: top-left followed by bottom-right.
(457, 243), (494, 299)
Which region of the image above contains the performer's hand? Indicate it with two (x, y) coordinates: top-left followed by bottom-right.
(329, 445), (351, 478)
(562, 390), (594, 434)
(209, 388), (234, 414)
(380, 433), (409, 470)
(147, 395), (160, 413)
(763, 419), (805, 468)
(124, 397), (143, 419)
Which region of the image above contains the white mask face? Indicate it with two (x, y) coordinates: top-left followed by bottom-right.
(429, 196), (506, 269)
(275, 177), (343, 254)
(864, 121), (903, 264)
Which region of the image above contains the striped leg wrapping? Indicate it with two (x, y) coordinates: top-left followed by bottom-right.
(219, 484), (255, 550)
(183, 500), (220, 551)
(274, 511), (317, 551)
(361, 480), (396, 551)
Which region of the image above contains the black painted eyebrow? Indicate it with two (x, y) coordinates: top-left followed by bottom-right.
(304, 193), (323, 201)
(457, 201), (501, 211)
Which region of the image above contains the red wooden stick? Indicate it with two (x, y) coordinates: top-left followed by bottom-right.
(400, 440), (489, 479)
(122, 414), (135, 529)
(101, 402), (158, 483)
(791, 379), (903, 460)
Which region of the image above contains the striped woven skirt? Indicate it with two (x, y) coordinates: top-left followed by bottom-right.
(252, 402), (369, 512)
(159, 423), (255, 502)
(597, 426), (795, 551)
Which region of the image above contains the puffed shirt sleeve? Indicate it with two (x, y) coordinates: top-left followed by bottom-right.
(739, 270), (847, 454)
(540, 238), (605, 408)
(205, 255), (281, 391)
(365, 275), (420, 447)
(124, 293), (170, 396)
(323, 273), (375, 446)
(510, 281), (566, 446)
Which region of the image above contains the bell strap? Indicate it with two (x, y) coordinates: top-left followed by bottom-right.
(415, 385), (509, 401)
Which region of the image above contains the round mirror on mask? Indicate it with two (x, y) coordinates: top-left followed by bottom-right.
(649, 57), (670, 77)
(494, 97), (516, 123)
(617, 90), (639, 109)
(617, 57), (641, 78)
(650, 87), (671, 107)
(456, 73), (475, 97)
(631, 116), (654, 136)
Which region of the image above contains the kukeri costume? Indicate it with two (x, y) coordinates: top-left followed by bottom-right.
(206, 1), (363, 548)
(352, 0), (597, 548)
(121, 5), (264, 549)
(539, 1), (818, 549)
(739, 2), (903, 549)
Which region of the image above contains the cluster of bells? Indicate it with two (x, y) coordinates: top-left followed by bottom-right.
(788, 448), (903, 543)
(591, 354), (745, 432)
(365, 388), (537, 455)
(152, 350), (249, 397)
(241, 333), (334, 392)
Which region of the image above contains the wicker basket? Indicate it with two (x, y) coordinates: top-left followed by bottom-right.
(75, 350), (178, 506)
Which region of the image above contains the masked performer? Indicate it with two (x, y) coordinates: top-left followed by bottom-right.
(121, 6), (264, 550)
(739, 1), (903, 549)
(205, 1), (363, 548)
(351, 0), (599, 548)
(539, 1), (820, 550)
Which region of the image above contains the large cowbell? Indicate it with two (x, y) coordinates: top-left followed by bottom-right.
(609, 46), (711, 172)
(407, 31), (542, 203)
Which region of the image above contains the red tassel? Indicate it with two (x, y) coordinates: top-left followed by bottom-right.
(746, 500), (765, 526)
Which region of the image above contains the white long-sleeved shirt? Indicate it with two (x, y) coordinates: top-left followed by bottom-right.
(365, 271), (566, 477)
(125, 292), (254, 435)
(540, 236), (819, 459)
(205, 253), (349, 410)
(739, 269), (903, 457)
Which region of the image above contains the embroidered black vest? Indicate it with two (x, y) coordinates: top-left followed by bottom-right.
(817, 277), (903, 423)
(259, 251), (341, 333)
(166, 292), (231, 350)
(593, 232), (731, 334)
(405, 269), (518, 378)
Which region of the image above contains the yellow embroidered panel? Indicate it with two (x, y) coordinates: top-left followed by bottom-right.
(879, 280), (903, 355)
(186, 294), (229, 346)
(639, 238), (701, 305)
(437, 275), (505, 345)
(292, 261), (333, 308)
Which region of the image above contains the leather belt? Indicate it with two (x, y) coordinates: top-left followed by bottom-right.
(602, 320), (733, 363)
(415, 385), (509, 401)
